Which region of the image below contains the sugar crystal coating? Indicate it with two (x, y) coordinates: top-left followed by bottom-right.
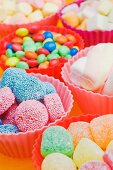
(0, 87), (15, 115)
(15, 100), (49, 132)
(0, 124), (19, 134)
(43, 82), (56, 95)
(41, 153), (77, 170)
(41, 126), (74, 157)
(44, 93), (66, 122)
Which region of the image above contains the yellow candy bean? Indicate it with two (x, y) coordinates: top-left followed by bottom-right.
(6, 57), (19, 67)
(23, 36), (33, 42)
(16, 28), (29, 37)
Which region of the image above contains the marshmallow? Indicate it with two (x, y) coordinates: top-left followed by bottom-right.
(108, 9), (113, 23)
(70, 57), (87, 86)
(28, 10), (43, 22)
(82, 5), (97, 18)
(62, 4), (79, 14)
(9, 13), (29, 25)
(43, 2), (59, 16)
(3, 0), (16, 15)
(97, 0), (113, 16)
(81, 43), (113, 91)
(16, 2), (33, 16)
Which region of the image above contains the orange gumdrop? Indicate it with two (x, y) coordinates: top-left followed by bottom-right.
(56, 35), (67, 44)
(90, 114), (113, 150)
(62, 12), (80, 27)
(25, 51), (37, 60)
(0, 55), (7, 63)
(67, 121), (93, 148)
(66, 34), (77, 44)
(12, 37), (23, 44)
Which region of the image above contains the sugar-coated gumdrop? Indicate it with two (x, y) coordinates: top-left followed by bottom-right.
(0, 124), (19, 134)
(41, 153), (77, 170)
(73, 138), (104, 168)
(79, 160), (111, 170)
(103, 150), (113, 169)
(67, 121), (93, 148)
(41, 126), (74, 157)
(90, 114), (113, 150)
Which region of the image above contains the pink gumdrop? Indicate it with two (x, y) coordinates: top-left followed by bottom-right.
(0, 87), (15, 115)
(15, 100), (49, 132)
(79, 160), (111, 170)
(12, 44), (23, 52)
(103, 150), (113, 169)
(44, 93), (66, 122)
(2, 102), (18, 125)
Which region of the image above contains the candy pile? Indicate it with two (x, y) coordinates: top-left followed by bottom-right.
(0, 0), (62, 25)
(70, 43), (113, 96)
(0, 68), (66, 133)
(61, 0), (113, 31)
(40, 114), (113, 170)
(0, 28), (79, 70)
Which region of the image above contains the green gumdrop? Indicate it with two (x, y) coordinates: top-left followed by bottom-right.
(59, 46), (70, 56)
(65, 54), (72, 59)
(35, 42), (42, 50)
(47, 54), (59, 61)
(16, 51), (25, 58)
(16, 61), (29, 69)
(37, 54), (46, 64)
(41, 126), (74, 158)
(6, 49), (13, 58)
(52, 49), (59, 54)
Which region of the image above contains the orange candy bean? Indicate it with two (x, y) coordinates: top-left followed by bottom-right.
(25, 51), (37, 60)
(56, 35), (67, 44)
(12, 37), (23, 44)
(66, 34), (77, 44)
(0, 55), (7, 63)
(38, 61), (49, 69)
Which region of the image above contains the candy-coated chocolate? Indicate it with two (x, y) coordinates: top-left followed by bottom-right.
(37, 54), (46, 64)
(49, 59), (60, 66)
(0, 55), (7, 62)
(35, 42), (43, 50)
(6, 49), (13, 58)
(37, 48), (50, 55)
(16, 28), (29, 37)
(16, 61), (29, 69)
(66, 34), (77, 44)
(25, 51), (37, 60)
(6, 57), (19, 67)
(70, 48), (78, 56)
(64, 41), (74, 49)
(59, 45), (70, 56)
(47, 54), (59, 61)
(15, 51), (25, 58)
(56, 35), (67, 44)
(26, 60), (38, 67)
(7, 43), (12, 50)
(43, 31), (53, 39)
(44, 41), (56, 52)
(32, 33), (45, 42)
(12, 37), (23, 44)
(12, 43), (23, 52)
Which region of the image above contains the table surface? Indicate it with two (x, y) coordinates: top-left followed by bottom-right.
(0, 0), (79, 169)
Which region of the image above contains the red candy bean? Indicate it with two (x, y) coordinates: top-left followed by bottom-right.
(29, 25), (39, 33)
(49, 59), (60, 67)
(27, 60), (38, 67)
(12, 44), (23, 51)
(25, 51), (37, 60)
(37, 48), (50, 55)
(59, 57), (68, 63)
(64, 41), (74, 49)
(32, 33), (45, 42)
(56, 35), (67, 44)
(66, 34), (77, 44)
(12, 37), (23, 44)
(20, 57), (28, 62)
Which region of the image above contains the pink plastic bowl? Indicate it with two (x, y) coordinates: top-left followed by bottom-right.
(59, 1), (113, 47)
(0, 73), (73, 158)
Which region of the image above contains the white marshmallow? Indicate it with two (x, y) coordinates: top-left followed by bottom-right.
(16, 2), (33, 16)
(28, 10), (43, 22)
(82, 5), (97, 18)
(97, 0), (113, 16)
(43, 2), (59, 16)
(107, 22), (113, 30)
(86, 14), (108, 31)
(3, 0), (16, 15)
(108, 9), (113, 23)
(70, 57), (87, 86)
(62, 4), (79, 14)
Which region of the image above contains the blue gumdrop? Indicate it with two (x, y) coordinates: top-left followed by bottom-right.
(7, 43), (13, 50)
(44, 41), (56, 52)
(1, 68), (26, 92)
(43, 82), (56, 95)
(13, 75), (46, 103)
(70, 48), (78, 56)
(43, 31), (53, 39)
(0, 124), (19, 133)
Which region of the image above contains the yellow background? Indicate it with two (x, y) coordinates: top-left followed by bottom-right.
(0, 0), (77, 170)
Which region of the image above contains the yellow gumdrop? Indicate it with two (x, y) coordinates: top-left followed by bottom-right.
(16, 28), (29, 37)
(6, 57), (19, 67)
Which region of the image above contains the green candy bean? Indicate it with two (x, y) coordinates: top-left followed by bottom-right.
(58, 46), (70, 56)
(16, 61), (29, 69)
(16, 51), (25, 58)
(47, 54), (59, 61)
(37, 54), (46, 64)
(6, 49), (13, 58)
